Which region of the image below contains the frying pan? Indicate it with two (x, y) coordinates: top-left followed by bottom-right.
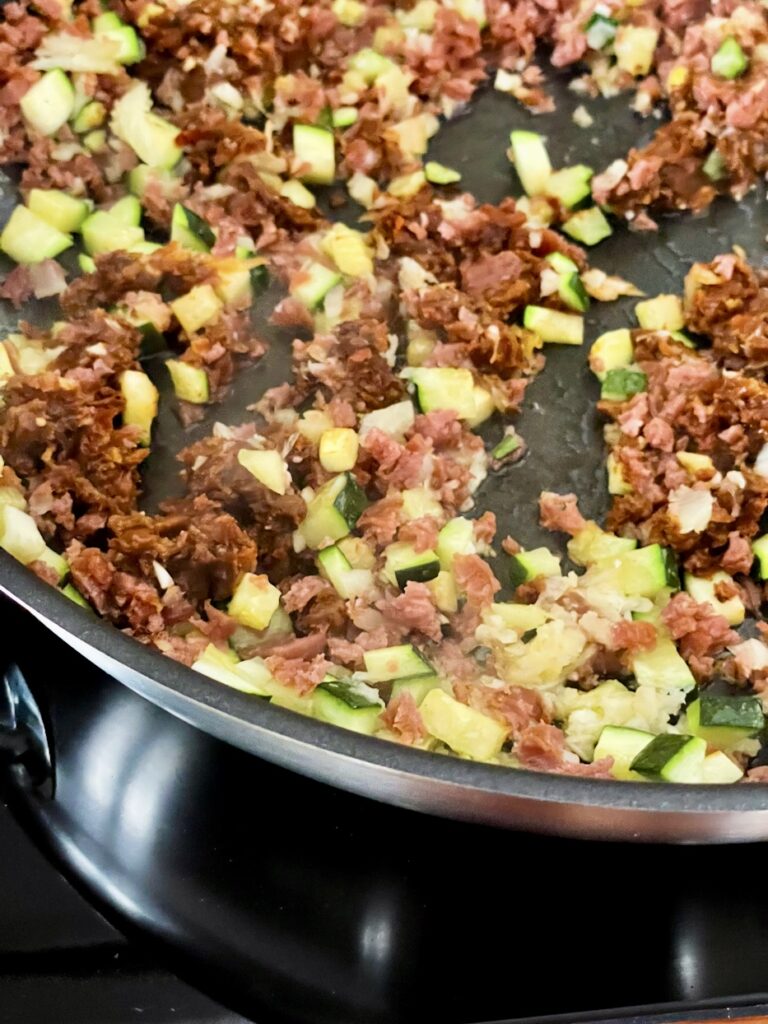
(2, 67), (768, 844)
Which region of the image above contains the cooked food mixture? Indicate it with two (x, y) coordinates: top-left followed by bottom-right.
(1, 0), (768, 785)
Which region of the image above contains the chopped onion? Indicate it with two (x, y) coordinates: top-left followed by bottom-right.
(153, 560), (175, 590)
(754, 442), (768, 478)
(668, 485), (713, 534)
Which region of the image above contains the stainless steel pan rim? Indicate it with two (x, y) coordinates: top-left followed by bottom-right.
(5, 551), (768, 843)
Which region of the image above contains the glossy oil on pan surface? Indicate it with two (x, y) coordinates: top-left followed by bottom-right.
(2, 68), (768, 843)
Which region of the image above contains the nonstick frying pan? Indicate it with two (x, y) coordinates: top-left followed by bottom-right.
(2, 69), (768, 844)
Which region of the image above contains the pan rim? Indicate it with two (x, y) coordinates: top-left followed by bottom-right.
(4, 549), (768, 819)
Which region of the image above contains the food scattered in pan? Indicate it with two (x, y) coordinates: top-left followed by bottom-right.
(1, 0), (768, 784)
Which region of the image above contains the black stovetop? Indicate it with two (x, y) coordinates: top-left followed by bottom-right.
(2, 599), (768, 1024)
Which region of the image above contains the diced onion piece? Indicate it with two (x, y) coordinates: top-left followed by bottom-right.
(668, 486), (713, 534)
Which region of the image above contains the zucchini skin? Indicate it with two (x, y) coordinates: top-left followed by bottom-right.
(334, 474), (368, 529)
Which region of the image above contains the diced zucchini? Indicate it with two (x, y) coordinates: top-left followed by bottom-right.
(337, 536), (375, 569)
(388, 170), (426, 198)
(752, 534), (768, 580)
(382, 541), (440, 590)
(237, 448), (288, 495)
(359, 400), (415, 442)
(436, 517), (477, 571)
(711, 37), (748, 80)
(319, 428), (360, 473)
(170, 284), (223, 334)
(409, 367), (477, 420)
(397, 488), (440, 523)
(109, 194), (142, 227)
(120, 369), (158, 446)
(280, 179), (317, 209)
(421, 688), (506, 760)
(567, 523), (637, 566)
(165, 360), (209, 404)
(192, 644), (273, 696)
(610, 453), (631, 494)
(635, 294), (684, 332)
(317, 544), (373, 599)
(600, 367), (647, 402)
(687, 695), (764, 749)
(321, 223), (373, 277)
(522, 306), (584, 345)
(614, 25), (659, 77)
(0, 486), (25, 509)
(80, 210), (144, 255)
(347, 47), (395, 83)
(37, 546), (69, 583)
(684, 570), (745, 626)
(492, 602), (549, 631)
(331, 106), (359, 129)
(426, 570), (458, 614)
(557, 272), (590, 313)
(62, 583), (90, 608)
(78, 253), (96, 274)
(492, 433), (520, 460)
(614, 544), (677, 598)
(228, 573), (281, 631)
(589, 328), (633, 381)
(93, 12), (145, 64)
(20, 69), (74, 135)
(129, 164), (180, 201)
(0, 506), (46, 564)
(299, 473), (368, 548)
(545, 252), (579, 275)
(291, 261), (342, 309)
(171, 203), (215, 252)
(212, 257), (258, 309)
(702, 150), (726, 183)
(699, 750), (744, 784)
(364, 643), (434, 682)
(593, 725), (654, 781)
(293, 124), (336, 185)
(72, 99), (106, 133)
(391, 674), (442, 706)
(425, 161), (461, 185)
(111, 82), (182, 170)
(631, 635), (695, 692)
(27, 189), (89, 233)
(508, 547), (561, 587)
(509, 130), (552, 197)
(313, 678), (384, 735)
(0, 206), (72, 264)
(677, 451), (715, 476)
(630, 734), (706, 782)
(467, 384), (495, 427)
(83, 129), (107, 153)
(444, 0), (487, 27)
(562, 207), (612, 246)
(585, 12), (618, 50)
(396, 0), (438, 30)
(545, 165), (593, 208)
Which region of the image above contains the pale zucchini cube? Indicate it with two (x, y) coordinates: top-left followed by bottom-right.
(237, 448), (288, 495)
(228, 573), (281, 631)
(21, 69), (75, 135)
(165, 360), (209, 404)
(120, 369), (159, 446)
(171, 284), (223, 334)
(0, 206), (72, 265)
(420, 688), (506, 760)
(0, 505), (47, 564)
(319, 428), (359, 472)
